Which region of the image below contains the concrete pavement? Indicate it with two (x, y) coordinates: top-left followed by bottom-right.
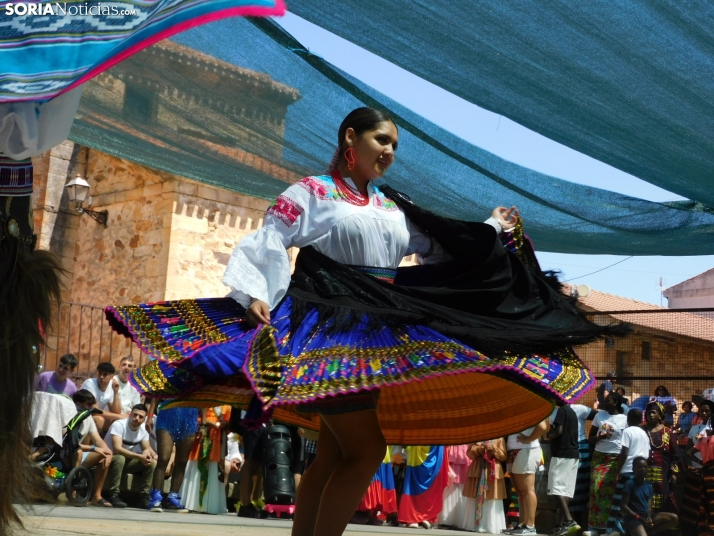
(16, 505), (511, 535)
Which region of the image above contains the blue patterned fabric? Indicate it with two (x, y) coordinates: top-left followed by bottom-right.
(156, 406), (199, 442)
(0, 0), (284, 102)
(116, 294), (593, 408)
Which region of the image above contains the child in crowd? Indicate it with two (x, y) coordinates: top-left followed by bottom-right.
(619, 457), (678, 536)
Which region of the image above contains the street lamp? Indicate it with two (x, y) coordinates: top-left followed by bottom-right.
(65, 174), (108, 226)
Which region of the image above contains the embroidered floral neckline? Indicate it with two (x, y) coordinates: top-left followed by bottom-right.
(331, 169), (370, 206)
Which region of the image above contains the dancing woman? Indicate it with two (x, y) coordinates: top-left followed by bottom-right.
(108, 107), (619, 536)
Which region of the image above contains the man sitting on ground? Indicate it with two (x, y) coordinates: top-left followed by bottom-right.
(619, 457), (678, 536)
(81, 362), (127, 434)
(114, 356), (141, 415)
(34, 353), (78, 396)
(104, 404), (156, 509)
(72, 389), (114, 507)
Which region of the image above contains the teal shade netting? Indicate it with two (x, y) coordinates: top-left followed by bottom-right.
(68, 17), (714, 255)
(288, 1), (714, 211)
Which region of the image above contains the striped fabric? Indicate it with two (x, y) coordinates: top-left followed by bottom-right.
(351, 265), (398, 284)
(0, 0), (285, 102)
(0, 157), (32, 195)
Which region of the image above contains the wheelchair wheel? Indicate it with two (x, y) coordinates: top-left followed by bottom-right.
(65, 466), (93, 506)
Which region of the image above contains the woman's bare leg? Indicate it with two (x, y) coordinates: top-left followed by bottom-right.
(291, 417), (342, 536)
(513, 472), (537, 527)
(310, 410), (386, 536)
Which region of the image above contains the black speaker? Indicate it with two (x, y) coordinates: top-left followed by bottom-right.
(262, 425), (296, 505)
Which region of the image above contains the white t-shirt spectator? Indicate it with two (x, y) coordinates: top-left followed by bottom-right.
(77, 414), (99, 443)
(689, 423), (711, 468)
(507, 426), (541, 450)
(550, 404), (595, 442)
(114, 375), (141, 414)
(592, 412), (628, 454)
(106, 418), (149, 454)
(620, 426), (650, 473)
(81, 378), (114, 411)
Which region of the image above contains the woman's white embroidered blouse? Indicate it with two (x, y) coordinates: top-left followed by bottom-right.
(223, 175), (501, 309)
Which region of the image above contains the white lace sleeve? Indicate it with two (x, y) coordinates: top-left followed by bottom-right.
(222, 184), (312, 309)
(223, 228), (293, 309)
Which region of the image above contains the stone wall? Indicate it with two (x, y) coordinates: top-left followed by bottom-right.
(34, 143), (272, 370)
(574, 326), (714, 410)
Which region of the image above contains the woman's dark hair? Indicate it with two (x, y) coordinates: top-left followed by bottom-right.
(654, 385), (670, 396)
(699, 400), (714, 416)
(97, 361), (115, 374)
(337, 107), (396, 152)
(607, 391), (625, 414)
(72, 389), (97, 406)
(59, 353), (78, 369)
(1, 250), (63, 532)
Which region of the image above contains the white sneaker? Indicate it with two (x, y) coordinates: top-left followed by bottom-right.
(420, 521), (432, 529)
(407, 523), (419, 529)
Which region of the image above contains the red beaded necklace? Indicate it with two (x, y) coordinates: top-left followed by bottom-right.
(331, 169), (370, 206)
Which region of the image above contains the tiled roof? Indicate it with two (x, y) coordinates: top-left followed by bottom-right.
(565, 285), (714, 344)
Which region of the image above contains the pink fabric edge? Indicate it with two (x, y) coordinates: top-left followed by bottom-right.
(9, 1), (286, 103)
(107, 305), (593, 406)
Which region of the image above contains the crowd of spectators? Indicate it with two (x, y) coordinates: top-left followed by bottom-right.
(31, 358), (714, 535)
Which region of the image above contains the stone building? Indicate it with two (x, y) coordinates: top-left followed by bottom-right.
(33, 41), (301, 374)
(572, 288), (714, 409)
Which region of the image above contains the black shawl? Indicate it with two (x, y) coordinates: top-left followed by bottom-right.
(286, 186), (625, 355)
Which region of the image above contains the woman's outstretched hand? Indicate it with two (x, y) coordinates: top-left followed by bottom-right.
(247, 299), (271, 327)
(491, 205), (520, 231)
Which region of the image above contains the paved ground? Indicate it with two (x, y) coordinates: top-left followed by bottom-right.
(16, 505), (511, 535)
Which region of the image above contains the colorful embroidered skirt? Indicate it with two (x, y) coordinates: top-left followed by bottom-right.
(589, 451), (619, 530)
(107, 294), (594, 445)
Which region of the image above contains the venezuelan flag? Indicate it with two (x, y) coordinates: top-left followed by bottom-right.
(358, 447), (398, 514)
(397, 446), (449, 524)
